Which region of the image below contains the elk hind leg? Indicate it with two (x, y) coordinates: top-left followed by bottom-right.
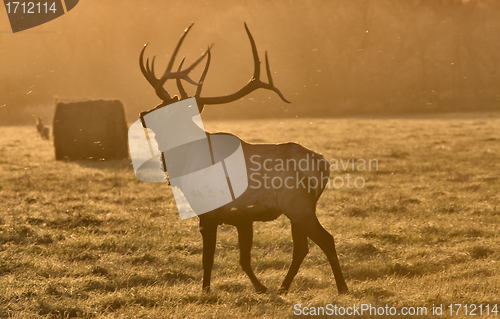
(236, 222), (267, 293)
(303, 216), (348, 294)
(286, 205), (348, 294)
(278, 222), (308, 294)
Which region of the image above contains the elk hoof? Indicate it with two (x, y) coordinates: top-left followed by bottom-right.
(202, 286), (211, 294)
(277, 287), (289, 295)
(338, 286), (349, 295)
(255, 286), (268, 294)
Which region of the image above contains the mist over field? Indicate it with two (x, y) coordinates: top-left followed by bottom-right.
(1, 0), (500, 125)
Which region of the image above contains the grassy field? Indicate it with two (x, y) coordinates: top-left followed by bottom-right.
(0, 113), (499, 318)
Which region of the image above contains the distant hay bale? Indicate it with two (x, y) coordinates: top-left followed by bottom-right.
(53, 100), (128, 160)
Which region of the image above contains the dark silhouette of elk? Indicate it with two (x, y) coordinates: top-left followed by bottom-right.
(36, 116), (50, 140)
(139, 23), (348, 295)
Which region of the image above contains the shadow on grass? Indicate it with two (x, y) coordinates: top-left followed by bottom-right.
(292, 276), (333, 291)
(0, 225), (54, 246)
(344, 242), (381, 257)
(362, 232), (404, 244)
(96, 295), (158, 312)
(73, 158), (133, 172)
(470, 245), (494, 259)
(217, 282), (248, 293)
(347, 261), (444, 281)
(48, 213), (103, 229)
(180, 294), (220, 304)
(38, 300), (83, 318)
(254, 259), (290, 272)
(83, 270), (195, 293)
(352, 286), (395, 300)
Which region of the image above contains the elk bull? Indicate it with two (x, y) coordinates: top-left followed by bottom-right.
(138, 24), (348, 295)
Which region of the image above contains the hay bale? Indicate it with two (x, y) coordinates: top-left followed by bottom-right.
(53, 100), (128, 160)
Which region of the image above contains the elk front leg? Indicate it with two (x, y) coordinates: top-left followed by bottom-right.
(236, 222), (267, 293)
(278, 222), (309, 294)
(200, 220), (218, 293)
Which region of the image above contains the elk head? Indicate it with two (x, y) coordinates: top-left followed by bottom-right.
(139, 23), (290, 117)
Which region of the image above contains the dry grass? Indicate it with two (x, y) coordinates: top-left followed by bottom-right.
(0, 113), (499, 318)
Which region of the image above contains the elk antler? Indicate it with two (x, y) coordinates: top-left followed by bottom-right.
(194, 23), (290, 107)
(140, 23), (290, 112)
(139, 23), (211, 105)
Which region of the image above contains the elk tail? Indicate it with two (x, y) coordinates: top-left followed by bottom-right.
(316, 154), (330, 200)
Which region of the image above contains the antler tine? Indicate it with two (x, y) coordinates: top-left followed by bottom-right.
(145, 57), (152, 77)
(265, 52), (291, 103)
(140, 43), (172, 101)
(244, 22), (261, 81)
(265, 52), (273, 87)
(155, 23), (195, 90)
(139, 43), (154, 86)
(196, 47), (212, 97)
(156, 24), (210, 89)
(175, 46), (212, 86)
(181, 45), (213, 75)
(269, 83), (291, 104)
(151, 55), (157, 79)
(176, 57), (189, 99)
(175, 45), (213, 96)
(165, 23), (194, 74)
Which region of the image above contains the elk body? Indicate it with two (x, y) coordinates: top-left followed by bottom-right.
(139, 24), (348, 294)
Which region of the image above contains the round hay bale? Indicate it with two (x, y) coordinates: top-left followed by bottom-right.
(53, 100), (128, 160)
